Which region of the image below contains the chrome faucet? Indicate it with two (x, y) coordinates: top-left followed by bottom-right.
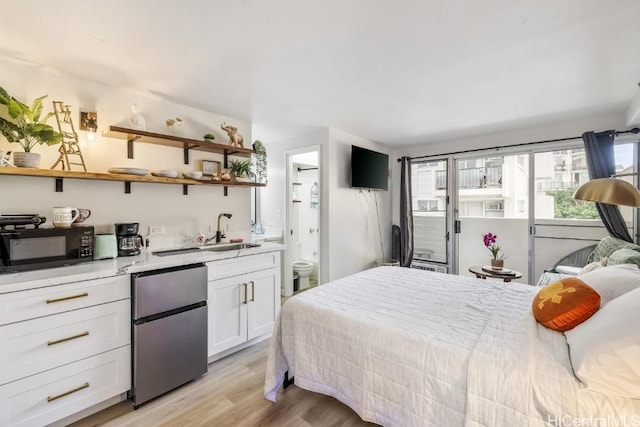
(215, 213), (232, 243)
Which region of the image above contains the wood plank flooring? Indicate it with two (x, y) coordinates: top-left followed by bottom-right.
(72, 340), (378, 427)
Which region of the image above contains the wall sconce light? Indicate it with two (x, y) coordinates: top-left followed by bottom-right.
(79, 111), (98, 141)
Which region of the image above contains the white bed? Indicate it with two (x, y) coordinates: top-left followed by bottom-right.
(264, 266), (640, 426)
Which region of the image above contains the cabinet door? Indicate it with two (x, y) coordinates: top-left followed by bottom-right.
(247, 267), (281, 341)
(207, 276), (248, 357)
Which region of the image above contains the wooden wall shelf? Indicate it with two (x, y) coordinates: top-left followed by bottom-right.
(0, 167), (265, 195)
(104, 126), (254, 164)
(2, 127), (263, 196)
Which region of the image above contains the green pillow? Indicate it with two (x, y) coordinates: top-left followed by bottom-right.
(608, 248), (640, 266)
(589, 236), (640, 263)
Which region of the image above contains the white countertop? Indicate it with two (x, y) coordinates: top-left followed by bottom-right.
(0, 242), (284, 293)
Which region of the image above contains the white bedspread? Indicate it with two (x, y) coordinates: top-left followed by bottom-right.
(264, 267), (640, 426)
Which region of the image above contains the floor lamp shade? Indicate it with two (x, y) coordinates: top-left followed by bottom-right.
(573, 178), (640, 207)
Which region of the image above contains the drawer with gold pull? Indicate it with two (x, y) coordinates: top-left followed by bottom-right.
(0, 274), (129, 326)
(0, 299), (130, 385)
(0, 345), (130, 427)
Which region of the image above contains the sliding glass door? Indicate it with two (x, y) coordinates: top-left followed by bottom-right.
(410, 139), (638, 285)
(411, 159), (449, 269)
(455, 154), (530, 283)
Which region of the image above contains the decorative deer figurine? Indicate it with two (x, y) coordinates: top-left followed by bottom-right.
(220, 122), (244, 148)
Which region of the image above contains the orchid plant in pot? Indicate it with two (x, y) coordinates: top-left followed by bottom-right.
(483, 232), (506, 269)
(0, 86), (62, 168)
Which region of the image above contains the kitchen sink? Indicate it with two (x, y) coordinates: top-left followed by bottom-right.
(152, 243), (260, 257)
(203, 243), (260, 252)
(152, 247), (203, 257)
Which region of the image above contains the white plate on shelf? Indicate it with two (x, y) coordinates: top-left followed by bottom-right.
(107, 167), (149, 176)
(151, 170), (178, 178)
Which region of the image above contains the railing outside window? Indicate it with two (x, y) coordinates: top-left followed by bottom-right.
(436, 166), (502, 189)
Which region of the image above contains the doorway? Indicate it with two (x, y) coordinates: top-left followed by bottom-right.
(284, 147), (322, 297)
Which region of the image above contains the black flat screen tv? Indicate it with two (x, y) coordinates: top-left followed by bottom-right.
(350, 145), (389, 191)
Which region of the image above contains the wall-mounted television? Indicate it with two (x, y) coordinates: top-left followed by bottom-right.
(350, 145), (389, 191)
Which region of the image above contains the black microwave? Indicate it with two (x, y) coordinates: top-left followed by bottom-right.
(0, 226), (94, 273)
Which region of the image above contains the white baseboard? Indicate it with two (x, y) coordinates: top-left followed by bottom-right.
(47, 393), (128, 427)
(207, 333), (272, 363)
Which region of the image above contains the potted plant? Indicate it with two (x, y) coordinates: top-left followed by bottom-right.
(228, 159), (254, 181)
(0, 86), (63, 168)
(252, 140), (267, 184)
(203, 133), (215, 142)
(483, 232), (506, 269)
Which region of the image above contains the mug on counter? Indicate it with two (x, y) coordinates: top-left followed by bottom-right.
(52, 206), (79, 228)
(73, 208), (92, 224)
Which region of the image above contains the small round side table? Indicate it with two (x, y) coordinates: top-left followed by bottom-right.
(468, 265), (522, 283)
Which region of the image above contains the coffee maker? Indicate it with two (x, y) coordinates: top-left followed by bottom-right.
(115, 223), (143, 257)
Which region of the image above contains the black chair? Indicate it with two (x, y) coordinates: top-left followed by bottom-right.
(548, 244), (598, 273)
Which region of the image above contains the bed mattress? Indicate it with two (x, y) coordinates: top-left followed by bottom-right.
(264, 266), (640, 426)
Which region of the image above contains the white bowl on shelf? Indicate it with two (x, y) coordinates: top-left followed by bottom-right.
(151, 170), (178, 178)
(182, 171), (203, 179)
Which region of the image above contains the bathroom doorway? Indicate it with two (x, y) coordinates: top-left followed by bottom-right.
(284, 147), (321, 297)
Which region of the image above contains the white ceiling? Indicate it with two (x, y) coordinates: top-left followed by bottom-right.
(2, 0), (640, 146)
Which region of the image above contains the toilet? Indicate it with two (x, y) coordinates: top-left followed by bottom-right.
(293, 260), (314, 290)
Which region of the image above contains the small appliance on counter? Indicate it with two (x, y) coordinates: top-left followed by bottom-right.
(94, 233), (118, 260)
(0, 214), (94, 273)
(0, 214), (47, 230)
(115, 222), (143, 257)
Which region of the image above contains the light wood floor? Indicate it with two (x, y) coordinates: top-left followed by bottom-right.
(72, 340), (378, 427)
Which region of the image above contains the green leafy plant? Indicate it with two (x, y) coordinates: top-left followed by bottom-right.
(252, 140), (267, 184)
(0, 86), (63, 152)
(546, 187), (599, 219)
(229, 158), (254, 179)
(203, 133), (215, 140)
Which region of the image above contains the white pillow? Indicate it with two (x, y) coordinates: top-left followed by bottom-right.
(555, 265), (582, 275)
(577, 264), (640, 305)
(579, 258), (608, 274)
(565, 286), (640, 399)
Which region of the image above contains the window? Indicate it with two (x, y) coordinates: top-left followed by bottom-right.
(417, 200), (439, 212)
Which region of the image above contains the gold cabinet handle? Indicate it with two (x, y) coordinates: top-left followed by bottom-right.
(47, 382), (90, 403)
(47, 331), (89, 346)
(46, 292), (89, 304)
(242, 283), (248, 304)
(249, 281), (255, 302)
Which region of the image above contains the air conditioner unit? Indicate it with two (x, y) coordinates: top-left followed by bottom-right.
(410, 260), (448, 274)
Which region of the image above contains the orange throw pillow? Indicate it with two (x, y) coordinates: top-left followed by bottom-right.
(532, 277), (601, 332)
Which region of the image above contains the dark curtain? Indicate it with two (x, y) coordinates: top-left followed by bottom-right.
(399, 157), (414, 266)
(582, 130), (633, 242)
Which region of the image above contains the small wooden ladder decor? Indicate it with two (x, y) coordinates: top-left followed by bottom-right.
(51, 101), (87, 172)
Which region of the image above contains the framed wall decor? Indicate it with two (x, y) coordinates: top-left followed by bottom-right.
(201, 160), (221, 176)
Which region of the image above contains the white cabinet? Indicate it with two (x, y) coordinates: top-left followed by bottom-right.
(207, 251), (281, 357)
(0, 274), (131, 427)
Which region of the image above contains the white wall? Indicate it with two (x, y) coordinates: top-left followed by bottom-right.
(327, 128), (392, 281)
(0, 58), (253, 247)
(256, 126), (393, 286)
